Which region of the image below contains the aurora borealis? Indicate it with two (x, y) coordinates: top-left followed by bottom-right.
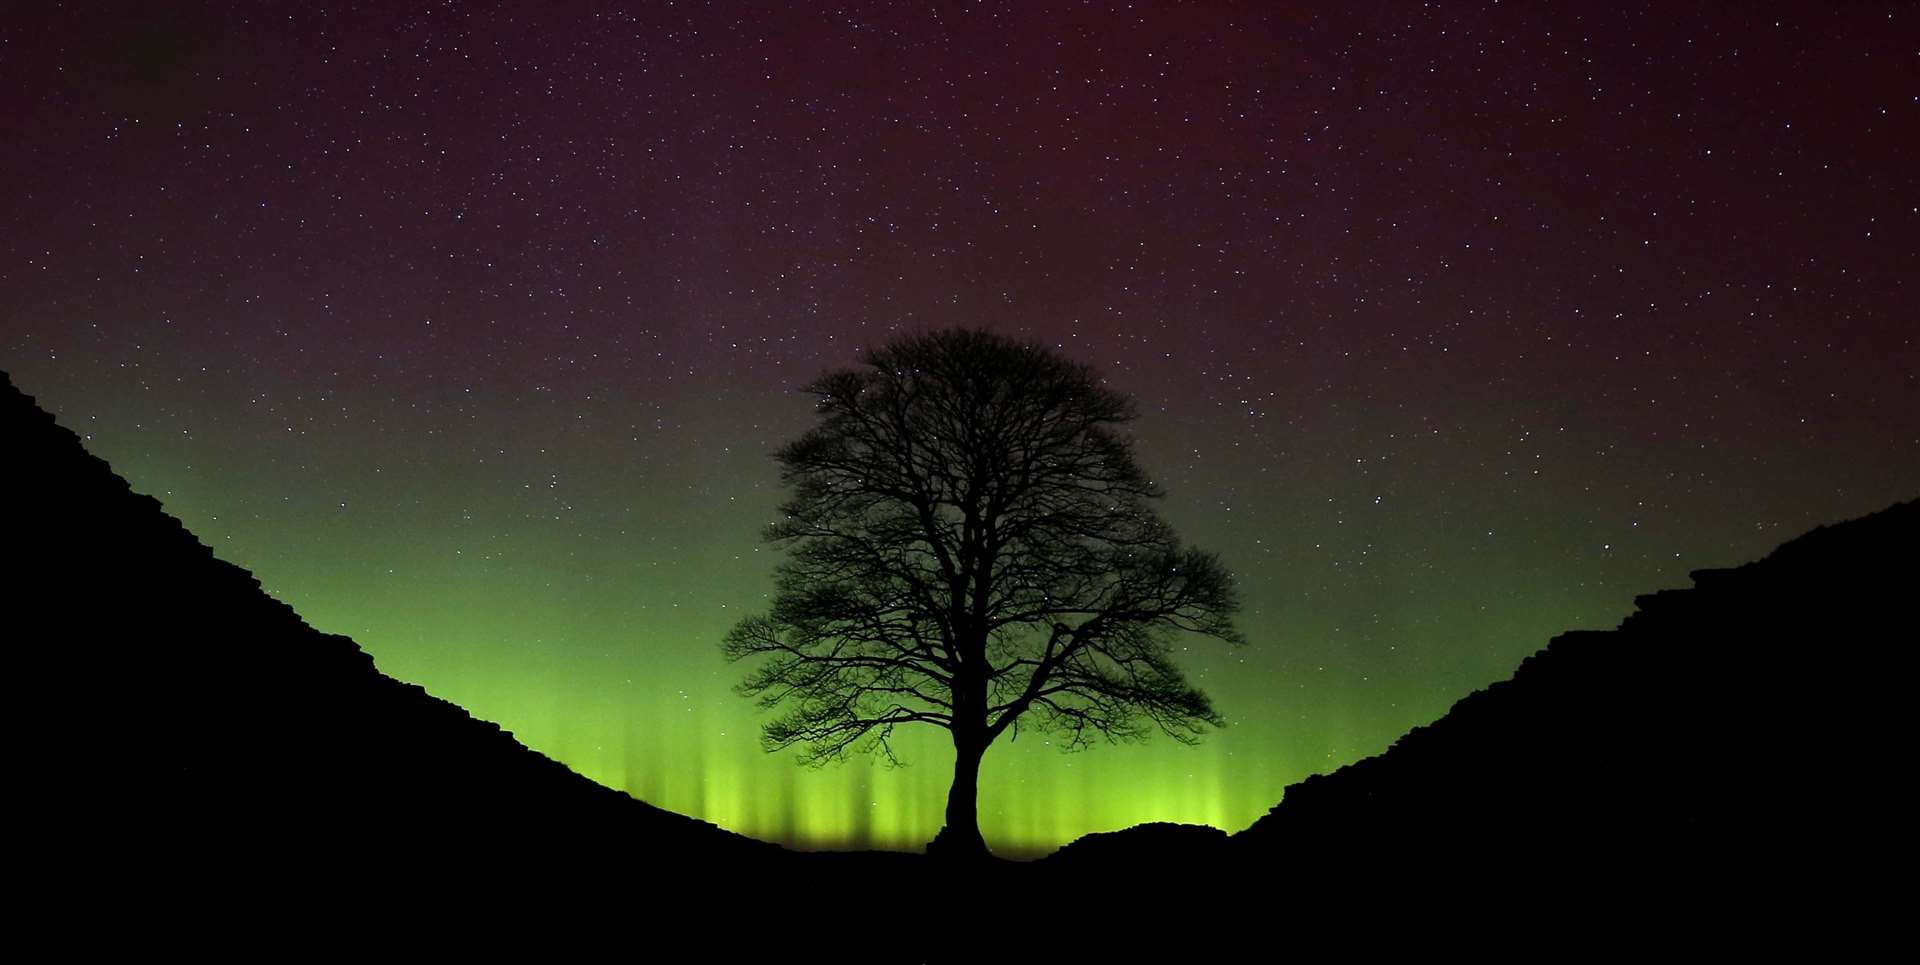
(3, 2), (1915, 854)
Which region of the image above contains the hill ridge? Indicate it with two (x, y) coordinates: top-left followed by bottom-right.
(1234, 497), (1915, 880)
(4, 370), (772, 878)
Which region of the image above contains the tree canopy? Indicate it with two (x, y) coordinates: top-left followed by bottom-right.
(724, 328), (1244, 857)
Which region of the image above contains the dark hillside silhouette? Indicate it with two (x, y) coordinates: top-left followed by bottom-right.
(2, 371), (776, 887)
(1235, 498), (1915, 902)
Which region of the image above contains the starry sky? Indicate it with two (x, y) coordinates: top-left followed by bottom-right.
(3, 1), (1915, 853)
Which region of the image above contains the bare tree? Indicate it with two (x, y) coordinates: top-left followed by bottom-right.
(724, 328), (1244, 858)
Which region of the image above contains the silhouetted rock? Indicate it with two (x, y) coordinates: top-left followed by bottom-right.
(1235, 498), (1916, 903)
(1046, 822), (1230, 870)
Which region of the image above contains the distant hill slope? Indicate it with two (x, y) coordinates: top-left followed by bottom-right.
(3, 371), (775, 881)
(1235, 498), (1915, 885)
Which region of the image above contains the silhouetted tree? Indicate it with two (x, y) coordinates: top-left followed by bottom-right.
(724, 328), (1245, 859)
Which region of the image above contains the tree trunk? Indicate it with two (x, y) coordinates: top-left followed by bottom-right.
(927, 736), (990, 860)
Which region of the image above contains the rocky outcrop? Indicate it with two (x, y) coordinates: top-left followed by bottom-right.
(1046, 822), (1230, 870)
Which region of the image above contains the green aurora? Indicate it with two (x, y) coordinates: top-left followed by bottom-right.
(4, 1), (1912, 855)
(23, 369), (1811, 854)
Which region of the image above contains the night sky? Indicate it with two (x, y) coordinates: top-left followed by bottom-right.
(4, 2), (1915, 853)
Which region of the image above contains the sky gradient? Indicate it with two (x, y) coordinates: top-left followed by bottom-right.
(3, 1), (1915, 853)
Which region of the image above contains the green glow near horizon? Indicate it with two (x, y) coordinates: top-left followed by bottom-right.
(246, 524), (1605, 853)
(7, 0), (1915, 860)
(46, 393), (1781, 854)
